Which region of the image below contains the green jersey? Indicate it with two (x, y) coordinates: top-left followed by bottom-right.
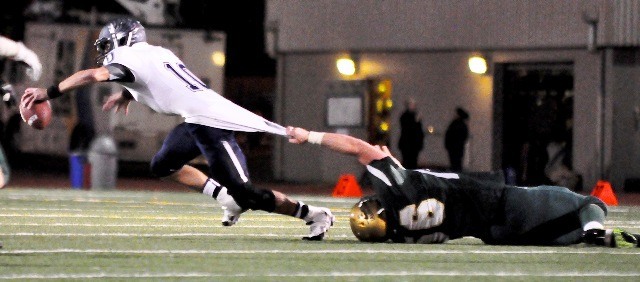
(366, 157), (605, 245)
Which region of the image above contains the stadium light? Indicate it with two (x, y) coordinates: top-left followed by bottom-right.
(337, 57), (357, 76)
(211, 51), (225, 67)
(468, 56), (488, 74)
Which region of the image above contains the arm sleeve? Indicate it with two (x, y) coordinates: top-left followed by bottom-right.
(105, 63), (135, 83)
(0, 36), (19, 58)
(122, 88), (134, 100)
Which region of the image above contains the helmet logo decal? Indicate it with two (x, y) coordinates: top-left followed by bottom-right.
(108, 23), (120, 49)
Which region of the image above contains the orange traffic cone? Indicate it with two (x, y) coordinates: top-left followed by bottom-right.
(590, 180), (619, 206)
(332, 174), (363, 197)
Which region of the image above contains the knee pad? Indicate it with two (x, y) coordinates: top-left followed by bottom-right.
(226, 183), (276, 212)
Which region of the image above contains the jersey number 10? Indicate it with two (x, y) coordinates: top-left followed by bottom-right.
(164, 62), (207, 91)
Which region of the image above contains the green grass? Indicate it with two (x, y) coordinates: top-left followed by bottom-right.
(1, 188), (639, 281)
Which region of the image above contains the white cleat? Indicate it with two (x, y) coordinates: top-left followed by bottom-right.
(303, 207), (335, 241)
(221, 205), (244, 226)
(215, 187), (244, 226)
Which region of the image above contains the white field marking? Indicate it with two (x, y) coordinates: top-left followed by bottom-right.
(606, 220), (640, 225)
(0, 233), (353, 238)
(0, 222), (350, 229)
(609, 207), (640, 213)
(1, 271), (640, 280)
(0, 208), (238, 215)
(0, 198), (354, 208)
(2, 198), (219, 208)
(0, 207), (354, 214)
(3, 249), (640, 255)
(0, 214), (350, 223)
(1, 191), (352, 205)
(0, 207), (220, 214)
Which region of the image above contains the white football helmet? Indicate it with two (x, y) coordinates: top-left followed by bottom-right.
(94, 17), (146, 65)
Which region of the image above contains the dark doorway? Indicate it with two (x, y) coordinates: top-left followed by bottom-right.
(498, 63), (576, 187)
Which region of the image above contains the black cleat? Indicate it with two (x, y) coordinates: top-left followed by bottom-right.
(582, 228), (607, 246)
(302, 233), (325, 241)
(583, 228), (639, 248)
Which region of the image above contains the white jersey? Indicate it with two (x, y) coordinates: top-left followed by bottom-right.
(104, 42), (286, 136)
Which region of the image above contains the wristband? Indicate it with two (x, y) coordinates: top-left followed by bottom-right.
(47, 84), (63, 99)
(307, 131), (325, 145)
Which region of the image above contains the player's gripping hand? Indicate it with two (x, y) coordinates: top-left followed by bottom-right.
(21, 87), (48, 109)
(102, 91), (131, 115)
(286, 126), (310, 144)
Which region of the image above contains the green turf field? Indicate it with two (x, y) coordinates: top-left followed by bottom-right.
(1, 188), (639, 281)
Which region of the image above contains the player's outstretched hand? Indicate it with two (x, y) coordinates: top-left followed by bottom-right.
(21, 87), (48, 109)
(286, 126), (310, 144)
(102, 91), (131, 115)
(377, 145), (403, 167)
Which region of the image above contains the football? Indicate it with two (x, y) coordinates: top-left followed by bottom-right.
(20, 100), (52, 130)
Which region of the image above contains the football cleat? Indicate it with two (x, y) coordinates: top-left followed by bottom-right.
(221, 205), (244, 227)
(608, 228), (639, 248)
(583, 228), (639, 248)
(302, 207), (335, 241)
(214, 186), (244, 226)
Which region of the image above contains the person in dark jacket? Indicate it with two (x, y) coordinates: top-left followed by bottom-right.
(444, 107), (469, 172)
(398, 98), (424, 169)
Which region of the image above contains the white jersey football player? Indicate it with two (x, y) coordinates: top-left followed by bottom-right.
(0, 35), (43, 190)
(0, 35), (42, 82)
(21, 18), (334, 240)
(0, 34), (42, 248)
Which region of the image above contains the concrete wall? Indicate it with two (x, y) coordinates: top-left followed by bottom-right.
(278, 49), (603, 185)
(267, 0), (600, 52)
(268, 0), (638, 189)
(610, 53), (640, 189)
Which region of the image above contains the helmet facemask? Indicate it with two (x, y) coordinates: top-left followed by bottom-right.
(349, 197), (388, 242)
(94, 37), (113, 64)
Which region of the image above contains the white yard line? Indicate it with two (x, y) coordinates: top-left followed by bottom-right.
(0, 270), (639, 279)
(0, 207), (354, 213)
(0, 222), (350, 229)
(0, 232), (353, 238)
(2, 248), (640, 255)
(0, 213), (353, 221)
(0, 214), (311, 220)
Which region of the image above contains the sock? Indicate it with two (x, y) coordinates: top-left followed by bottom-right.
(293, 201), (309, 219)
(579, 204), (606, 231)
(202, 178), (223, 199)
(583, 221), (604, 231)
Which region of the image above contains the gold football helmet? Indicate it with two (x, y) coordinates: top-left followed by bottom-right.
(349, 197), (388, 242)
